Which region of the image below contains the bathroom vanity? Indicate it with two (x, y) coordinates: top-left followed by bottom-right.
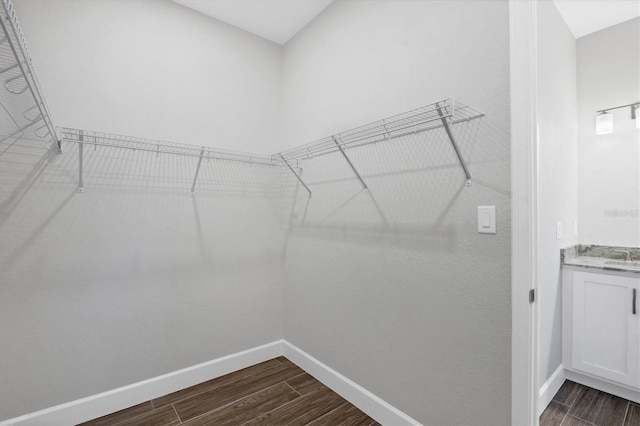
(561, 245), (640, 402)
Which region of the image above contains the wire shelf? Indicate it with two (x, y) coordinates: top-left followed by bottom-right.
(0, 0), (485, 195)
(0, 0), (58, 154)
(59, 97), (483, 194)
(59, 127), (274, 166)
(274, 97), (483, 163)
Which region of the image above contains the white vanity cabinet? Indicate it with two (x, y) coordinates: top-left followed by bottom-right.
(563, 269), (640, 389)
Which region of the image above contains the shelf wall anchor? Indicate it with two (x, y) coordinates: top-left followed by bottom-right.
(435, 102), (472, 186)
(332, 135), (368, 191)
(280, 154), (312, 196)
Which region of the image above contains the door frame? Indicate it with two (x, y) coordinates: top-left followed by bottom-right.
(510, 0), (539, 424)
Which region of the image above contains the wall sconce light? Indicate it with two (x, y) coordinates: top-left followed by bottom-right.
(595, 112), (613, 135)
(596, 102), (640, 135)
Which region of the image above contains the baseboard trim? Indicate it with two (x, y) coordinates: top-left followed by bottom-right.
(1, 340), (420, 426)
(0, 341), (284, 426)
(282, 341), (420, 426)
(565, 370), (640, 404)
(537, 365), (566, 416)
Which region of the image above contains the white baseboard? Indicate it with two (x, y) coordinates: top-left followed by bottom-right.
(282, 341), (421, 426)
(1, 340), (419, 426)
(565, 370), (640, 404)
(0, 341), (284, 426)
(537, 365), (566, 416)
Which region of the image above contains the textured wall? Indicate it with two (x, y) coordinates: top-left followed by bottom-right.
(577, 18), (640, 247)
(0, 124), (288, 421)
(280, 1), (512, 424)
(1, 1), (289, 419)
(13, 0), (283, 154)
(3, 0), (515, 423)
(536, 0), (578, 394)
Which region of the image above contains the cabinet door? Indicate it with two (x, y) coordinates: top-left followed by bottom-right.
(572, 271), (640, 388)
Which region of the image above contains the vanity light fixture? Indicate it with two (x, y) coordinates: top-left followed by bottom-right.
(595, 102), (640, 135)
(595, 111), (613, 135)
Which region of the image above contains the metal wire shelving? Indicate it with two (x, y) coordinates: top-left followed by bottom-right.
(58, 127), (274, 193)
(274, 97), (484, 195)
(0, 0), (58, 155)
(2, 0), (484, 196)
(58, 98), (483, 195)
(58, 128), (271, 164)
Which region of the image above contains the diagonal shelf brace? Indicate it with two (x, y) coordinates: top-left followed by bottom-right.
(435, 102), (472, 186)
(332, 135), (368, 191)
(191, 147), (205, 193)
(77, 130), (84, 193)
(280, 154), (311, 196)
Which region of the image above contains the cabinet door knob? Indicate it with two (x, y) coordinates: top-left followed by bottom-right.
(634, 288), (637, 315)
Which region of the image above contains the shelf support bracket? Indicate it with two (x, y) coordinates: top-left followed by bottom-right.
(435, 102), (472, 186)
(332, 136), (368, 191)
(191, 147), (204, 193)
(77, 130), (84, 193)
(280, 154), (311, 196)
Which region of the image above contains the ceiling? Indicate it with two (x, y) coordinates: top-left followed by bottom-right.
(172, 0), (333, 45)
(172, 0), (639, 44)
(553, 0), (640, 38)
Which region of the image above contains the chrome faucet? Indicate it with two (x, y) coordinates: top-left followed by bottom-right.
(614, 249), (633, 262)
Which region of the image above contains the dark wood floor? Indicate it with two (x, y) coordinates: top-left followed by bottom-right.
(78, 356), (380, 426)
(540, 380), (640, 426)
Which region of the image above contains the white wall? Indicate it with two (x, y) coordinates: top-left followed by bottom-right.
(281, 1), (511, 424)
(0, 141), (288, 420)
(281, 0), (510, 148)
(3, 0), (514, 423)
(13, 0), (282, 154)
(536, 0), (578, 398)
(0, 0), (288, 420)
(577, 18), (640, 247)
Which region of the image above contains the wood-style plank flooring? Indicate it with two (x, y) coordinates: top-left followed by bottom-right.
(540, 380), (640, 426)
(78, 357), (380, 426)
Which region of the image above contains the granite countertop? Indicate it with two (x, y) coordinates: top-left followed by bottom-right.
(561, 245), (640, 274)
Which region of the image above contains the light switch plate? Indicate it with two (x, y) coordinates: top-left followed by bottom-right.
(556, 222), (562, 240)
(478, 206), (496, 234)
